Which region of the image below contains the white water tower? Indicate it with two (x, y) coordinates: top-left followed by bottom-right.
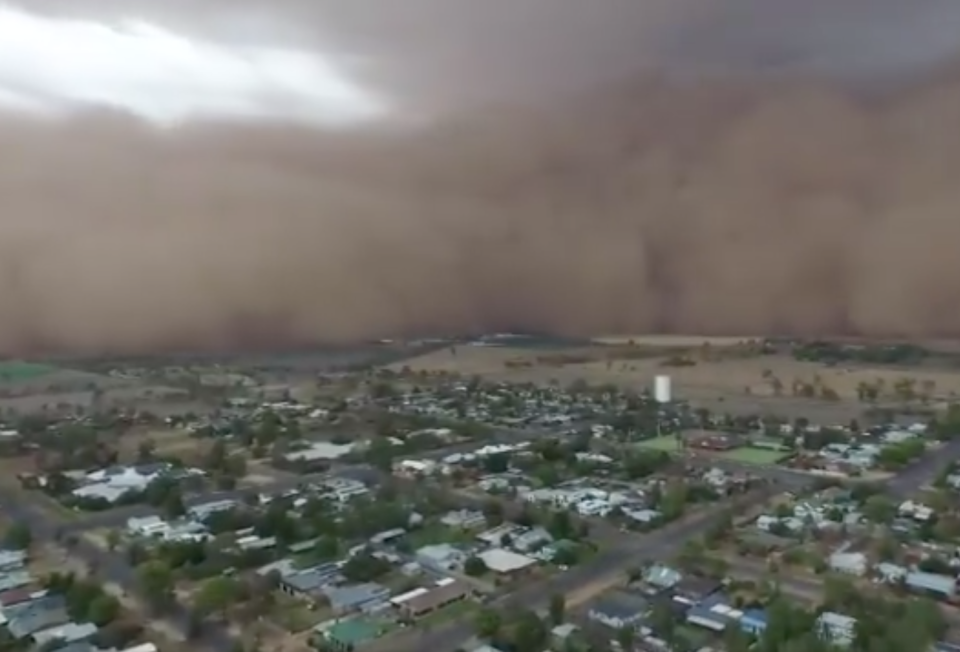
(654, 375), (672, 404)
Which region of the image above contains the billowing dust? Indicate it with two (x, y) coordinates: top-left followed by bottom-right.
(3, 0), (960, 355)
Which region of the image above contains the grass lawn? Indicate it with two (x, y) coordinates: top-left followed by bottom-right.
(0, 361), (55, 382)
(675, 624), (711, 649)
(405, 522), (473, 549)
(270, 596), (326, 633)
(636, 435), (683, 452)
(417, 599), (476, 628)
(719, 447), (789, 465)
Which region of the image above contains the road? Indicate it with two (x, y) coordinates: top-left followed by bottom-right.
(887, 438), (960, 498)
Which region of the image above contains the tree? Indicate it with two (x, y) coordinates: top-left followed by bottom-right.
(474, 607), (502, 639)
(616, 626), (635, 650)
(135, 560), (175, 608)
(87, 594), (121, 626)
(106, 529), (121, 552)
(4, 523), (32, 550)
(482, 500), (504, 527)
(863, 495), (896, 524)
(194, 576), (241, 619)
(464, 556), (488, 577)
(511, 610), (547, 652)
(161, 488), (186, 520)
(549, 594), (566, 626)
(137, 439), (156, 463)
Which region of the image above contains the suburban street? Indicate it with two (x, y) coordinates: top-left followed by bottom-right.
(0, 426), (954, 652)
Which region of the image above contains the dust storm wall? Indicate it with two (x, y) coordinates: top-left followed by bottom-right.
(2, 0), (960, 354)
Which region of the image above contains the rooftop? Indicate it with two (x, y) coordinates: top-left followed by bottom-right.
(324, 618), (382, 645)
(478, 548), (537, 574)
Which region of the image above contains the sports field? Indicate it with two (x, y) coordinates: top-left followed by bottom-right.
(0, 361), (56, 382)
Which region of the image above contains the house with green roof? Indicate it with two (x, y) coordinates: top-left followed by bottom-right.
(312, 618), (384, 651)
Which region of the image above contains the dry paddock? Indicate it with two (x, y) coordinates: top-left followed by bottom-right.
(388, 342), (960, 417)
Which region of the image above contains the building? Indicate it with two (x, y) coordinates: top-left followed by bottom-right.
(279, 563), (343, 598)
(316, 618), (383, 651)
(322, 583), (390, 615)
(321, 478), (369, 503)
(739, 608), (768, 636)
(904, 571), (957, 600)
(441, 510), (486, 530)
(390, 578), (470, 619)
(643, 564), (682, 593)
(415, 544), (467, 573)
(32, 621), (98, 646)
(477, 548), (537, 576)
(817, 611), (857, 648)
(829, 552), (868, 576)
(587, 592), (648, 630)
(284, 442), (355, 465)
(686, 594), (743, 633)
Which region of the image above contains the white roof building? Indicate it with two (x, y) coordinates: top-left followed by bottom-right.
(478, 548), (537, 574)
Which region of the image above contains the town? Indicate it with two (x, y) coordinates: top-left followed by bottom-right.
(0, 337), (959, 652)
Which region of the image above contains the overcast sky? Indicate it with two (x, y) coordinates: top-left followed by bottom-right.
(5, 0), (960, 125)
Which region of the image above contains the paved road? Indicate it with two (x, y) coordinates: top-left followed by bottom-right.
(887, 438), (960, 498)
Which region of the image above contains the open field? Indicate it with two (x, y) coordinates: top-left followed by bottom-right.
(390, 345), (960, 408)
(636, 436), (682, 452)
(591, 335), (759, 347)
(719, 447), (792, 465)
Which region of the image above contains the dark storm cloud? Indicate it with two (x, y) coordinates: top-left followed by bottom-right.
(1, 0), (960, 355)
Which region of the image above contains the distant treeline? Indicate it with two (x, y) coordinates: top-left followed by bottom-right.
(781, 340), (933, 365)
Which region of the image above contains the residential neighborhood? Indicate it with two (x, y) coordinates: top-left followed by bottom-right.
(0, 338), (960, 652)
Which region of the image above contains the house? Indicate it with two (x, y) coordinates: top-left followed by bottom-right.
(126, 516), (168, 537)
(477, 549), (537, 577)
(671, 576), (722, 607)
(476, 524), (521, 547)
(322, 583), (390, 614)
(904, 571), (957, 600)
(187, 499), (237, 521)
(817, 611), (857, 648)
(316, 617), (383, 651)
(0, 570), (32, 592)
(5, 596), (69, 639)
(395, 459), (437, 477)
(31, 621), (98, 646)
(643, 564), (682, 593)
(739, 608), (768, 636)
(72, 463), (180, 503)
(685, 594), (743, 633)
(587, 591), (648, 629)
(370, 529), (406, 546)
(0, 587), (45, 608)
(284, 442), (355, 465)
(416, 545), (467, 573)
(829, 552), (868, 576)
(511, 527), (553, 553)
(0, 550), (27, 571)
(279, 563), (343, 598)
(440, 510), (486, 530)
(551, 623), (579, 647)
(322, 478), (369, 503)
(390, 578), (470, 619)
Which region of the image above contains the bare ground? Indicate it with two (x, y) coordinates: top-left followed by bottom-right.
(390, 344), (959, 418)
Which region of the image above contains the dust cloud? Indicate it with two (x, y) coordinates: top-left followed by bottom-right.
(3, 0), (960, 355)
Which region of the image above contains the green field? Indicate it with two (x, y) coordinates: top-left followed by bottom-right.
(0, 361), (56, 382)
(636, 435), (683, 452)
(719, 447), (790, 465)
